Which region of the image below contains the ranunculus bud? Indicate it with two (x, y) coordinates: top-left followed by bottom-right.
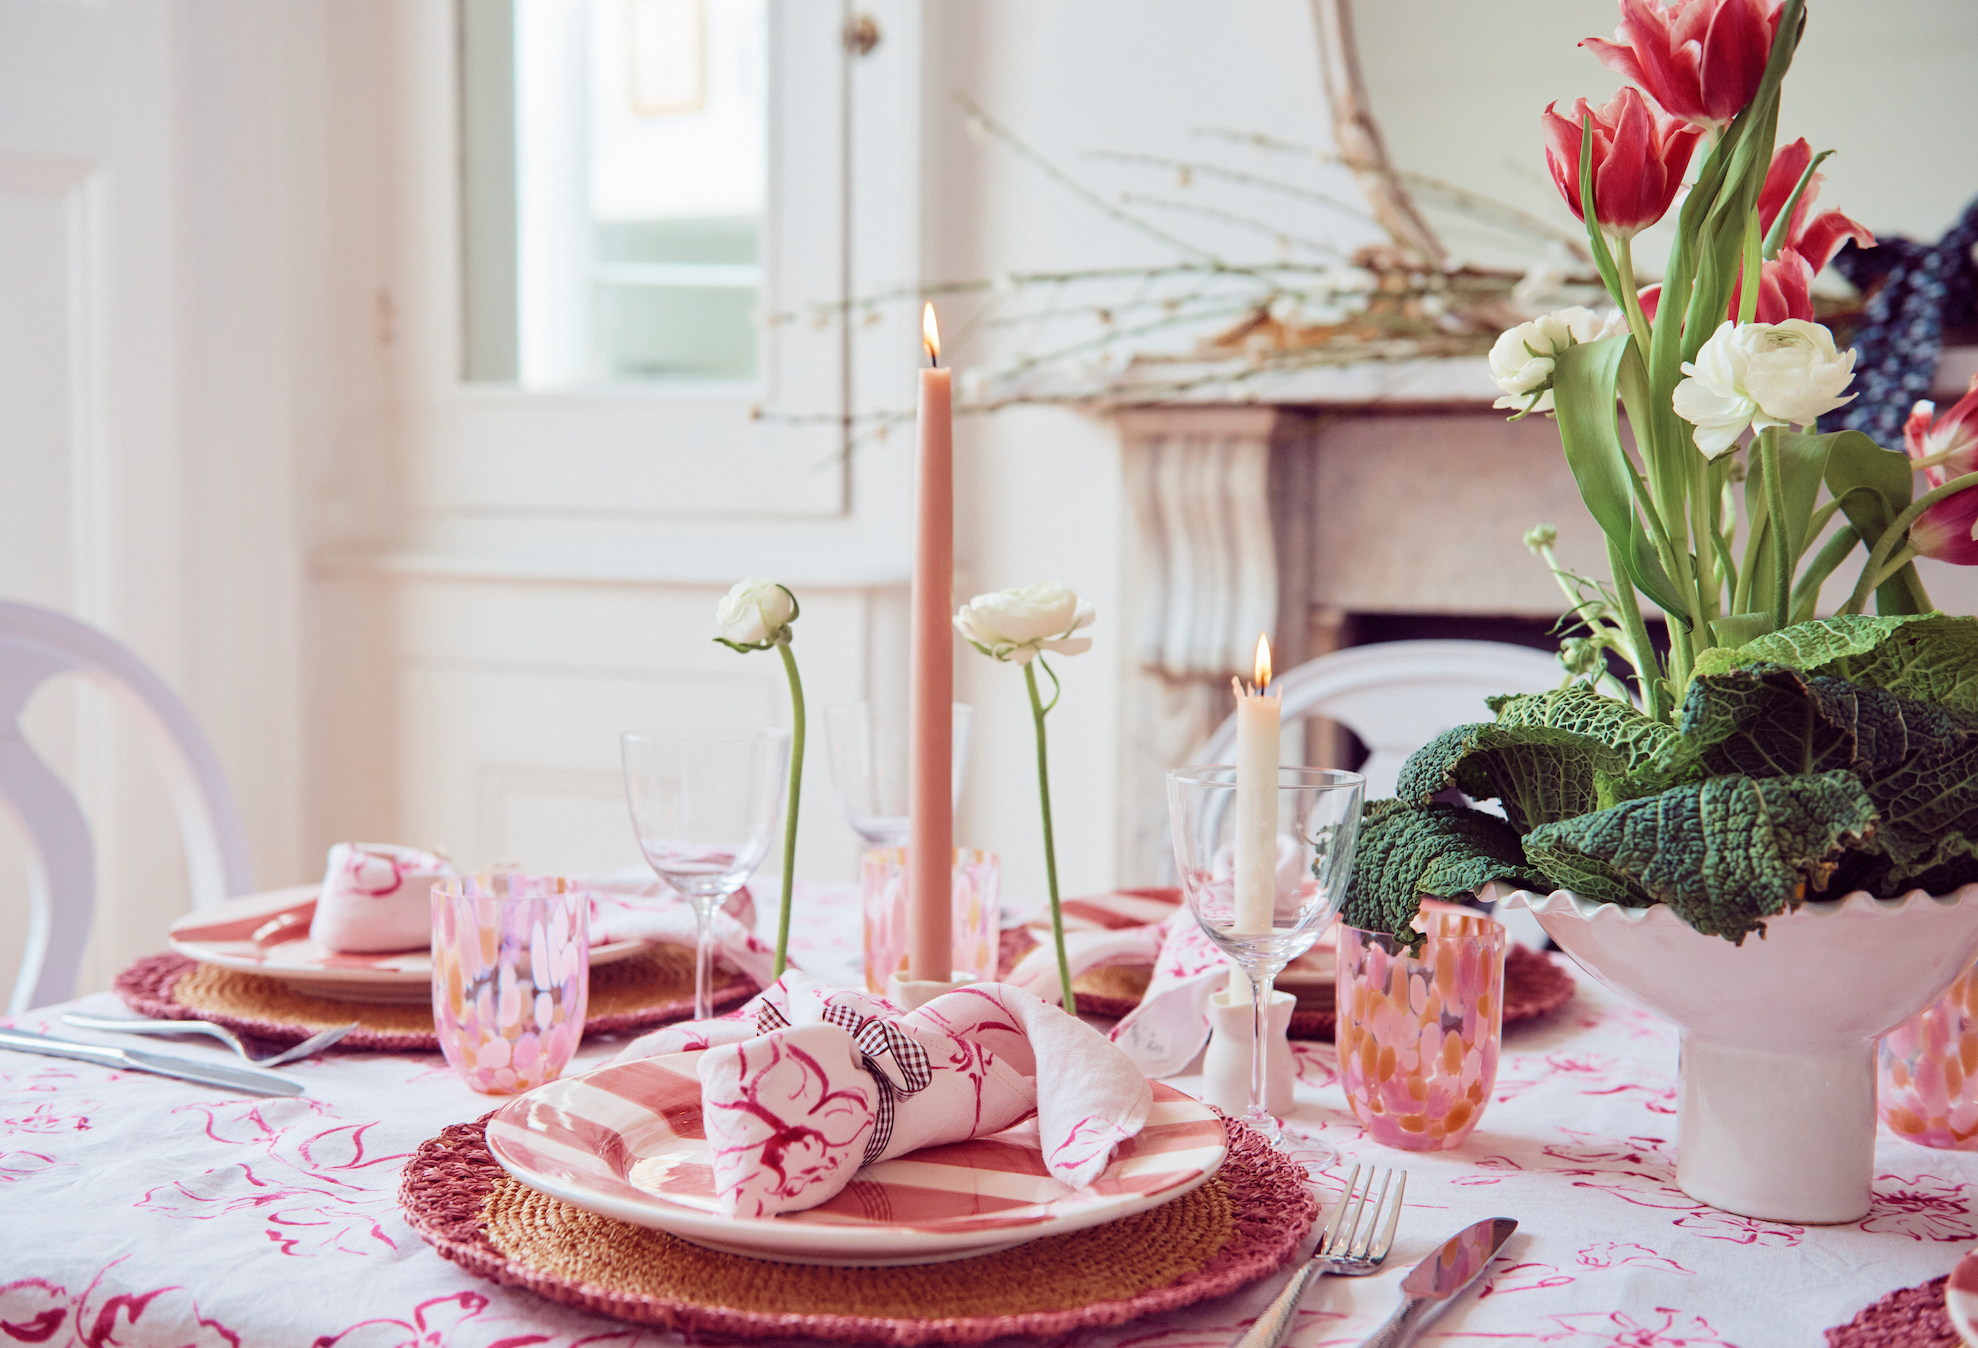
(1582, 0), (1784, 132)
(955, 583), (1095, 665)
(1488, 307), (1626, 415)
(1542, 88), (1702, 239)
(715, 577), (798, 648)
(1672, 319), (1857, 458)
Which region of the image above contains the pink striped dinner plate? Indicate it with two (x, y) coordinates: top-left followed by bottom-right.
(484, 1050), (1229, 1266)
(169, 886), (646, 1003)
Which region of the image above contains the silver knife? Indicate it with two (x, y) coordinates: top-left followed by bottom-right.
(0, 1027), (305, 1097)
(1354, 1217), (1518, 1348)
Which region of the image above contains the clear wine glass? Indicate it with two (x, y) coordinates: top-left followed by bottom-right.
(823, 702), (971, 849)
(1167, 765), (1365, 1151)
(622, 729), (790, 1020)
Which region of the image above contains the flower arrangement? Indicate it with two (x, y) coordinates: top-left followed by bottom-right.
(1345, 0), (1978, 947)
(715, 578), (806, 975)
(956, 582), (1097, 1010)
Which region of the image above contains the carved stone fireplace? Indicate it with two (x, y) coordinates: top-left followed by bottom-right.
(1111, 362), (1622, 884)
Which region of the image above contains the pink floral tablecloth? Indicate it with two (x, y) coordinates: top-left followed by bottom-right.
(3, 884), (1974, 1347)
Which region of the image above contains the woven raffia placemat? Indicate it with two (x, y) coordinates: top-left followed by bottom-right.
(1002, 937), (1576, 1040)
(399, 1113), (1316, 1345)
(112, 948), (756, 1053)
(1825, 1276), (1960, 1348)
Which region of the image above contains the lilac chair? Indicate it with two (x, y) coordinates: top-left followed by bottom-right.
(0, 601), (253, 1010)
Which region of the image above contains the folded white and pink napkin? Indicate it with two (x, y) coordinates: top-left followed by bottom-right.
(612, 971), (1153, 1218)
(1005, 859), (1335, 1080)
(577, 869), (780, 987)
(308, 844), (458, 953)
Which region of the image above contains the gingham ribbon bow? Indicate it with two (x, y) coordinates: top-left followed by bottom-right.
(756, 1000), (934, 1164)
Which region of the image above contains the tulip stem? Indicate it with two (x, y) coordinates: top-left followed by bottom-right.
(1613, 235), (1654, 360)
(1845, 470), (1978, 614)
(774, 641), (805, 978)
(1024, 660), (1076, 1016)
(1760, 427), (1790, 631)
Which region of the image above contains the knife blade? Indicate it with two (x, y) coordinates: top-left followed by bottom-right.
(0, 1027), (305, 1097)
(1354, 1216), (1518, 1348)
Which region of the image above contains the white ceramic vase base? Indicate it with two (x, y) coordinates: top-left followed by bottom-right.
(1200, 989), (1296, 1120)
(1677, 1037), (1877, 1224)
(1510, 883), (1978, 1227)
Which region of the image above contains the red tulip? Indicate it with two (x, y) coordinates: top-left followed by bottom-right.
(1583, 0), (1785, 131)
(1906, 380), (1978, 566)
(1757, 139), (1875, 271)
(1727, 247), (1815, 323)
(1543, 89), (1703, 240)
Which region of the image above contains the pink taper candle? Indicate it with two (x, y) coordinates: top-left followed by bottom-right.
(909, 304), (954, 981)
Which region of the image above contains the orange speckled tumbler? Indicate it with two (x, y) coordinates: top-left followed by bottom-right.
(1880, 962), (1978, 1149)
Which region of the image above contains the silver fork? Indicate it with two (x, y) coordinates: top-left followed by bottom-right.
(1228, 1164), (1408, 1348)
(60, 1013), (358, 1067)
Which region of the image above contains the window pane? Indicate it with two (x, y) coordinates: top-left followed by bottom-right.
(459, 0), (767, 386)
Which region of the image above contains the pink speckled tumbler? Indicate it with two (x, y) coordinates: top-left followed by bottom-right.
(1880, 962), (1978, 1149)
(1337, 906), (1505, 1151)
(432, 874), (589, 1094)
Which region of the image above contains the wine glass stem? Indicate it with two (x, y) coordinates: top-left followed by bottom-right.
(1250, 970), (1276, 1132)
(694, 896), (718, 1021)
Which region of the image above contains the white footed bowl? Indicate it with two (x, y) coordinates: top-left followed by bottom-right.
(1502, 883), (1978, 1224)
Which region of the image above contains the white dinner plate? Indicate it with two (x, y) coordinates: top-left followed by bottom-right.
(169, 886), (648, 1003)
(485, 1050), (1229, 1266)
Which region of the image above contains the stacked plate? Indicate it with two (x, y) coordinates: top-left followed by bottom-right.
(482, 1049), (1230, 1266)
(166, 886), (647, 1004)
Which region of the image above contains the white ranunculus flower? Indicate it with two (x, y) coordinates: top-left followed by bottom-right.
(1673, 319), (1858, 459)
(1488, 306), (1626, 414)
(954, 582), (1095, 665)
(715, 577), (797, 647)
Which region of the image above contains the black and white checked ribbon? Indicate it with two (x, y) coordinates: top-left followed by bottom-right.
(755, 1000), (933, 1164)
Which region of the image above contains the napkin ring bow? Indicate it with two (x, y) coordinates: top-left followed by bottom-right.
(756, 1001), (933, 1163)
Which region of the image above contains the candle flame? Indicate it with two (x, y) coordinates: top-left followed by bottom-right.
(1254, 634), (1272, 691)
(922, 303), (941, 366)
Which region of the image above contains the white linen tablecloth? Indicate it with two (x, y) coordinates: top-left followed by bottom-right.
(2, 886), (1973, 1347)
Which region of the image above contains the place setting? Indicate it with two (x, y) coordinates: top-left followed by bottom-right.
(10, 1), (1978, 1343)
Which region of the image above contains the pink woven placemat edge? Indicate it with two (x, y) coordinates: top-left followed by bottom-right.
(1824, 1274), (1958, 1348)
(397, 1111), (1317, 1346)
(112, 951), (752, 1053)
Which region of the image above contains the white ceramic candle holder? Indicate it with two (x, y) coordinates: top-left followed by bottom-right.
(886, 973), (977, 1011)
(1200, 986), (1296, 1119)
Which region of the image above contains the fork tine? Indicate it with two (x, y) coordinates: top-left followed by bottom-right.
(1347, 1170), (1391, 1259)
(1317, 1164), (1359, 1256)
(1369, 1170), (1406, 1261)
(1326, 1166), (1373, 1258)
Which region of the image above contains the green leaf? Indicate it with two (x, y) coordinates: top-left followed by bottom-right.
(1397, 722), (1620, 833)
(1823, 430), (1931, 616)
(1554, 338), (1690, 621)
(1486, 684), (1681, 779)
(1522, 771), (1878, 944)
(1708, 613), (1780, 650)
(1744, 430), (1834, 621)
(1694, 614), (1978, 717)
(1341, 800), (1548, 951)
(1675, 663), (1978, 881)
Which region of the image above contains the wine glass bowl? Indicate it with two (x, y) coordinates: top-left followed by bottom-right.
(1167, 765), (1365, 1145)
(824, 702), (971, 850)
(621, 729), (790, 1019)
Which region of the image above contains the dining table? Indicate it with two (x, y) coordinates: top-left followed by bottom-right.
(1, 881), (1972, 1348)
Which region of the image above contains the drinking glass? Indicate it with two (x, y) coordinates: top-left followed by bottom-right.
(1167, 766), (1365, 1149)
(1337, 906), (1506, 1151)
(431, 873), (589, 1094)
(824, 702), (971, 849)
(622, 729), (790, 1020)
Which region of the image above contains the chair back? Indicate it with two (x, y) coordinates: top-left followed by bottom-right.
(1194, 639), (1565, 797)
(0, 601), (253, 1010)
